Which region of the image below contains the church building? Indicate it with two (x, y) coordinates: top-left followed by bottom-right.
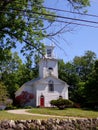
(15, 45), (69, 107)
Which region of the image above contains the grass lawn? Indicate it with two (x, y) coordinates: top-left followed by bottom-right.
(28, 108), (98, 118)
(0, 108), (98, 120)
(0, 110), (48, 120)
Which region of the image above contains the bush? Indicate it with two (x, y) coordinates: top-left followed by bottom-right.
(50, 98), (73, 110)
(24, 106), (32, 109)
(6, 105), (17, 110)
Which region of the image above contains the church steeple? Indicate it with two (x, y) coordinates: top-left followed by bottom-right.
(39, 44), (58, 78)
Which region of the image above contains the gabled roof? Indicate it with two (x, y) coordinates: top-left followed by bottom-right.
(32, 75), (69, 87)
(20, 75), (68, 87)
(15, 75), (69, 95)
(23, 77), (41, 86)
(15, 77), (41, 95)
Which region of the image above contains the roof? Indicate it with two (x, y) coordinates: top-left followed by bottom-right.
(31, 75), (69, 87)
(15, 75), (69, 95)
(19, 75), (68, 88)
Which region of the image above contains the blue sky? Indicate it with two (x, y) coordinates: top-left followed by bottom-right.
(12, 0), (98, 63)
(44, 0), (98, 62)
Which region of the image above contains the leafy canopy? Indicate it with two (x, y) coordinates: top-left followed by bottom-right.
(0, 82), (9, 105)
(0, 0), (90, 56)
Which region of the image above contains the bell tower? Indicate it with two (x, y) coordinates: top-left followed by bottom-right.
(39, 45), (58, 78)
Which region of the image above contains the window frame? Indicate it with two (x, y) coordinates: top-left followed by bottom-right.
(47, 49), (52, 57)
(48, 80), (54, 92)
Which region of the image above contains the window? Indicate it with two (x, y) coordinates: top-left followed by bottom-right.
(48, 80), (54, 92)
(48, 67), (53, 71)
(47, 49), (52, 57)
(48, 67), (53, 75)
(59, 95), (62, 99)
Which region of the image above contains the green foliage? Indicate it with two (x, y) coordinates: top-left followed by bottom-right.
(0, 82), (9, 105)
(70, 0), (90, 9)
(0, 0), (54, 57)
(71, 82), (86, 105)
(73, 51), (96, 81)
(0, 49), (22, 99)
(50, 98), (73, 110)
(0, 0), (90, 57)
(85, 60), (98, 108)
(0, 49), (38, 101)
(24, 106), (33, 109)
(73, 0), (90, 6)
(58, 51), (97, 106)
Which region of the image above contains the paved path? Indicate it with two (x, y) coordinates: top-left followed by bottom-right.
(7, 109), (87, 119)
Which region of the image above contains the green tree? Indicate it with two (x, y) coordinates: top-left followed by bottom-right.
(0, 49), (23, 99)
(58, 60), (80, 99)
(0, 0), (54, 56)
(58, 60), (79, 84)
(58, 51), (96, 105)
(0, 48), (38, 100)
(73, 51), (96, 81)
(85, 60), (98, 108)
(17, 55), (38, 86)
(71, 81), (86, 105)
(0, 0), (90, 56)
(71, 51), (96, 104)
(0, 82), (9, 105)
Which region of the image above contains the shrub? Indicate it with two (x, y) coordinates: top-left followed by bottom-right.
(50, 98), (73, 110)
(24, 106), (32, 109)
(6, 105), (17, 110)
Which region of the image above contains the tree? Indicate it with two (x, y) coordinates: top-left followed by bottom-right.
(70, 51), (96, 104)
(0, 0), (90, 57)
(58, 60), (80, 99)
(0, 50), (22, 75)
(58, 51), (96, 105)
(58, 60), (79, 84)
(71, 81), (86, 105)
(0, 48), (38, 100)
(0, 49), (23, 99)
(0, 82), (9, 105)
(0, 0), (54, 57)
(73, 51), (96, 81)
(85, 60), (98, 108)
(17, 55), (38, 86)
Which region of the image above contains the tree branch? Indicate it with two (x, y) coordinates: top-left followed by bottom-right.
(0, 0), (16, 14)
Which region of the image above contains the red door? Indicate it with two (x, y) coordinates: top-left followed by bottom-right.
(40, 95), (44, 107)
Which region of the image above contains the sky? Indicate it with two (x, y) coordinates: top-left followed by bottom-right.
(12, 0), (98, 64)
(44, 0), (98, 63)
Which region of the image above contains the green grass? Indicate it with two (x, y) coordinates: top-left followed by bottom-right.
(0, 110), (48, 120)
(28, 108), (98, 118)
(0, 108), (98, 120)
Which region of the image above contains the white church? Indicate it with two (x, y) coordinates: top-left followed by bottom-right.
(15, 44), (69, 107)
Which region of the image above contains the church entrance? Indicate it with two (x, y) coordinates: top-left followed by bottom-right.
(40, 95), (44, 107)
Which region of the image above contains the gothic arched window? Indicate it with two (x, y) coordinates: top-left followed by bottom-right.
(48, 80), (54, 92)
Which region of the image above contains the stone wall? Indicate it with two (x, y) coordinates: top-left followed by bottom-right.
(0, 118), (98, 130)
